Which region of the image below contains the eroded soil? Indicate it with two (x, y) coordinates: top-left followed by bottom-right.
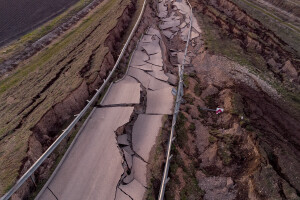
(149, 0), (300, 199)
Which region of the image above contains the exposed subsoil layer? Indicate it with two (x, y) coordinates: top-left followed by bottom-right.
(0, 0), (81, 46)
(147, 0), (300, 199)
(0, 0), (138, 197)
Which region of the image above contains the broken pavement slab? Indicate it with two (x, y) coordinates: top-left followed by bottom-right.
(131, 64), (153, 72)
(142, 42), (161, 55)
(177, 51), (191, 64)
(141, 34), (153, 43)
(123, 171), (134, 184)
(115, 188), (131, 200)
(131, 62), (154, 71)
(130, 50), (149, 66)
(101, 81), (140, 106)
(119, 179), (146, 200)
(147, 27), (162, 39)
(124, 150), (133, 169)
(146, 87), (174, 115)
(37, 107), (134, 200)
(148, 70), (169, 81)
(179, 22), (187, 28)
(149, 76), (172, 91)
(162, 30), (174, 39)
(159, 20), (181, 30)
(117, 134), (130, 146)
(128, 67), (151, 89)
(122, 76), (139, 83)
(166, 72), (178, 85)
(123, 146), (135, 155)
(38, 189), (58, 200)
(173, 1), (190, 15)
(132, 114), (163, 161)
(147, 53), (163, 67)
(132, 156), (147, 187)
(191, 30), (200, 39)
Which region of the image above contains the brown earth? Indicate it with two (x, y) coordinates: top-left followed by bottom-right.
(191, 0), (300, 84)
(155, 0), (300, 199)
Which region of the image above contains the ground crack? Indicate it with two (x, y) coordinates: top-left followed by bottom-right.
(47, 186), (59, 200)
(95, 104), (137, 108)
(118, 186), (134, 200)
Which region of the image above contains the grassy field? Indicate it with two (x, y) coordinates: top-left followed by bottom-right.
(0, 0), (133, 195)
(0, 0), (94, 62)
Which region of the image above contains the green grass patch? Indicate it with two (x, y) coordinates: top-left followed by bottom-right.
(188, 122), (196, 133)
(204, 95), (217, 109)
(194, 83), (203, 97)
(230, 93), (244, 115)
(209, 136), (217, 143)
(218, 144), (232, 165)
(183, 74), (190, 89)
(175, 112), (188, 148)
(209, 128), (220, 136)
(183, 93), (195, 105)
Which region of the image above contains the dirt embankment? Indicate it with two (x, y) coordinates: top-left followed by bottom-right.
(191, 0), (299, 85)
(177, 64), (300, 198)
(0, 0), (141, 198)
(164, 0), (300, 199)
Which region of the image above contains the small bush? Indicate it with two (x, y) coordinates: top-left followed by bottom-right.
(194, 83), (203, 97)
(209, 136), (217, 143)
(183, 93), (195, 105)
(176, 112), (188, 148)
(189, 123), (196, 133)
(183, 74), (190, 88)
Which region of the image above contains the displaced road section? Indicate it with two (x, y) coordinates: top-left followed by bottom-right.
(37, 107), (133, 199)
(108, 26), (175, 199)
(35, 0), (202, 198)
(36, 24), (175, 200)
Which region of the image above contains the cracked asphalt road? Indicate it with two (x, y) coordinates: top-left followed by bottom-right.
(35, 0), (201, 198)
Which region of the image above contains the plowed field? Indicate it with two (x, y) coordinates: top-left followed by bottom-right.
(0, 0), (80, 46)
